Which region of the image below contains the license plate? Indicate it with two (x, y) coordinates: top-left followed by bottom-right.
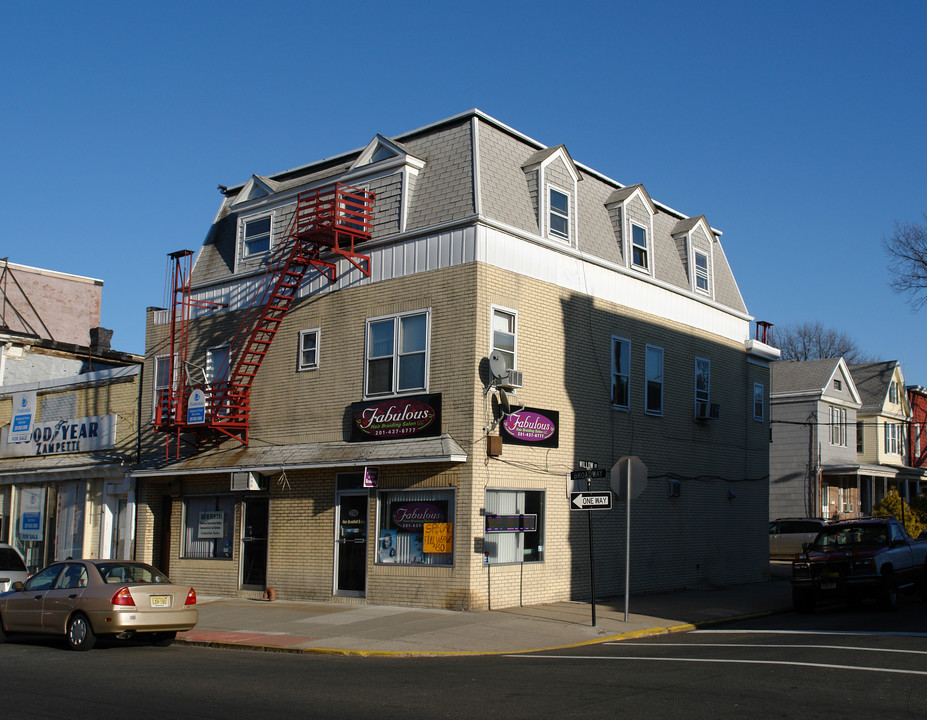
(150, 595), (170, 608)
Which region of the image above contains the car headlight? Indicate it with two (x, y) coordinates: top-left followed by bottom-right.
(852, 558), (875, 573)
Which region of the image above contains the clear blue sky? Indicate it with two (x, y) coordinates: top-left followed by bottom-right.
(3, 1), (926, 381)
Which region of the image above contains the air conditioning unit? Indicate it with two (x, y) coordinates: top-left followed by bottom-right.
(231, 471), (261, 491)
(695, 403), (721, 421)
(497, 369), (524, 390)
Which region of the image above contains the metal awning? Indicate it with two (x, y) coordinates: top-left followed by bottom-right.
(132, 434), (468, 478)
(0, 453), (130, 484)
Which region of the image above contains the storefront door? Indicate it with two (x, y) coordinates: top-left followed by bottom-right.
(335, 492), (368, 596)
(241, 497), (268, 589)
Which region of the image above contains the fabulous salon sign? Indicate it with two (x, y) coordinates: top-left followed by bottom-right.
(350, 394), (442, 442)
(501, 407), (559, 448)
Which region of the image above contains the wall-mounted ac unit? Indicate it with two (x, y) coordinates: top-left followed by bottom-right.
(231, 471), (261, 491)
(695, 402), (721, 421)
(497, 369), (524, 390)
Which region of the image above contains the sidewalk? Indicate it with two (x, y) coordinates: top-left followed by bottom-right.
(176, 566), (794, 656)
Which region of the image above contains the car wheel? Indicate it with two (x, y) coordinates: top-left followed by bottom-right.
(152, 631), (177, 647)
(792, 587), (815, 613)
(66, 613), (97, 651)
(879, 575), (898, 611)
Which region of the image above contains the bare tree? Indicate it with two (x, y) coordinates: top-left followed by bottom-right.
(885, 214), (927, 310)
(775, 321), (870, 363)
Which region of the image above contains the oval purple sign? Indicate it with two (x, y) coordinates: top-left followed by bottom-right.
(503, 411), (556, 442)
(355, 398), (436, 438)
(391, 502), (446, 530)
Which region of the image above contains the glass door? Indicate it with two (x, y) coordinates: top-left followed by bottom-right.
(335, 492), (368, 596)
(241, 497), (269, 589)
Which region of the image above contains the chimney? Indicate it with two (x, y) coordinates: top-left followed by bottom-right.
(90, 327), (113, 354)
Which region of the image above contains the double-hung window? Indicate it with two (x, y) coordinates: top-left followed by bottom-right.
(298, 329), (319, 371)
(631, 223), (649, 270)
(829, 406), (847, 446)
(152, 353), (177, 420)
(884, 422), (903, 455)
(694, 250), (709, 293)
(548, 187), (570, 240)
(366, 311), (429, 397)
(492, 308), (517, 373)
(754, 383), (765, 422)
(645, 345), (664, 415)
(611, 336), (630, 409)
(694, 357), (710, 417)
(243, 216), (271, 256)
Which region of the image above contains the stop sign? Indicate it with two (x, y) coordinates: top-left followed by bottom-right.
(610, 455), (647, 500)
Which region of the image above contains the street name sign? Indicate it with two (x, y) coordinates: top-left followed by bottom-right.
(570, 491), (613, 510)
(570, 468), (607, 481)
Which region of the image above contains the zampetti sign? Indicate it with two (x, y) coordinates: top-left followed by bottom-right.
(0, 414), (118, 457)
(350, 394), (441, 442)
(502, 407), (559, 448)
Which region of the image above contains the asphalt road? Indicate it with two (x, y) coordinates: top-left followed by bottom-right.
(2, 595), (926, 720)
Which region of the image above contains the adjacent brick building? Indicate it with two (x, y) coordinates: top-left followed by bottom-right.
(131, 110), (777, 609)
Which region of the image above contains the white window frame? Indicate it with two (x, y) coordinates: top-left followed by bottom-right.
(491, 306), (517, 374)
(483, 489), (545, 564)
(645, 345), (664, 416)
(631, 222), (649, 271)
(298, 328), (320, 372)
(611, 336), (630, 410)
(754, 382), (765, 422)
(152, 353), (178, 420)
(694, 357), (710, 417)
(694, 249), (709, 293)
(547, 186), (571, 241)
(242, 213), (272, 257)
(205, 344), (231, 384)
(884, 422), (903, 455)
(829, 406), (847, 447)
(365, 309), (430, 398)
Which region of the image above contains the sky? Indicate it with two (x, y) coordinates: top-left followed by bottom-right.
(3, 1), (926, 381)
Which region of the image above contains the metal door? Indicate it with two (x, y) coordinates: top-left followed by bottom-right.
(241, 497), (269, 589)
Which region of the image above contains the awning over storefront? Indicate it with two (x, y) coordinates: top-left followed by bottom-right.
(131, 434), (468, 478)
(0, 453), (131, 484)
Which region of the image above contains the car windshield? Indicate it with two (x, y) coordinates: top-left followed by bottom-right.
(813, 525), (888, 549)
(95, 563), (171, 584)
(0, 548), (27, 572)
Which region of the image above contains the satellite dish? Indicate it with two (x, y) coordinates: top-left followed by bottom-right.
(489, 352), (509, 380)
(498, 388), (512, 415)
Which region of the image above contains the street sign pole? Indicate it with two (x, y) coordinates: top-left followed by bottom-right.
(625, 459), (631, 622)
(587, 477), (596, 627)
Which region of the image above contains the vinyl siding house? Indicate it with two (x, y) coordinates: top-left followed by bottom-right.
(770, 358), (862, 520)
(131, 110), (777, 610)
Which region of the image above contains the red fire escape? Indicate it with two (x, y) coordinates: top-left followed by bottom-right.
(155, 183), (375, 457)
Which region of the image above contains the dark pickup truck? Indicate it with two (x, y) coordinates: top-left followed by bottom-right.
(791, 516), (927, 611)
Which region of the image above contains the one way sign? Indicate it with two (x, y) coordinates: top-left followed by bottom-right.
(570, 491), (613, 510)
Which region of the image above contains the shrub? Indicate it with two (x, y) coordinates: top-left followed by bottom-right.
(873, 491), (927, 538)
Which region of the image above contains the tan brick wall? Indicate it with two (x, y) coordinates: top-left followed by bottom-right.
(140, 260), (769, 609)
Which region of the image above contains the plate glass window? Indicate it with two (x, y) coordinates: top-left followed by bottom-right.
(611, 336), (630, 409)
(366, 311), (428, 396)
(244, 216), (271, 256)
(298, 329), (319, 371)
(694, 250), (709, 292)
(632, 224), (649, 269)
(549, 188), (570, 240)
(484, 490), (544, 564)
(492, 308), (516, 372)
(183, 495), (235, 559)
(645, 346), (664, 415)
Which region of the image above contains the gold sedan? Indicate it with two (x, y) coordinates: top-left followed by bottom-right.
(0, 559), (198, 650)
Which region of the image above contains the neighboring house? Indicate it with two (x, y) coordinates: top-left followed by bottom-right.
(849, 361), (923, 509)
(907, 385), (927, 471)
(770, 358), (862, 520)
(131, 109), (777, 610)
(0, 327), (143, 572)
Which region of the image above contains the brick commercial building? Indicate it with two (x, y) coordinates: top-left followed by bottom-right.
(131, 110), (777, 610)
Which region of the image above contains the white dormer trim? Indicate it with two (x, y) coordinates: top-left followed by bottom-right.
(827, 358), (863, 406)
(230, 175), (278, 207)
(350, 134), (426, 173)
(605, 185), (656, 275)
(524, 147), (581, 248)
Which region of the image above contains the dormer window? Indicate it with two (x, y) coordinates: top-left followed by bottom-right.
(243, 216), (271, 256)
(549, 187), (570, 240)
(631, 224), (649, 270)
(694, 250), (709, 293)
